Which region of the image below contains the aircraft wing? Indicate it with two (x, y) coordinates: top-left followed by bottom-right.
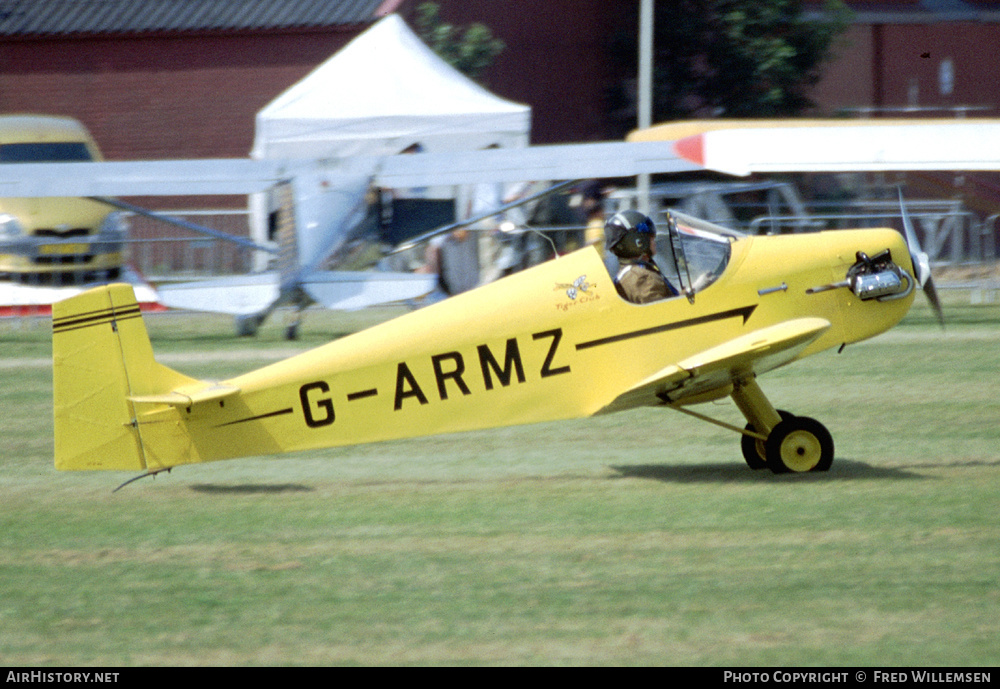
(156, 270), (437, 315)
(642, 119), (1000, 176)
(301, 270), (437, 310)
(157, 273), (280, 316)
(0, 140), (702, 198)
(5, 120), (999, 197)
(597, 317), (831, 414)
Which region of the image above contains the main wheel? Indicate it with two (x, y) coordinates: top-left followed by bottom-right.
(765, 416), (834, 474)
(740, 410), (794, 470)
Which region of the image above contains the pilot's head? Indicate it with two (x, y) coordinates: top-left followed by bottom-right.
(605, 210), (656, 259)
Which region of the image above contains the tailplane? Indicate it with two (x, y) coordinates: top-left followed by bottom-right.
(52, 284), (197, 470)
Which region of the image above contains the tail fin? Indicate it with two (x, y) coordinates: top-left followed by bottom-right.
(52, 283), (197, 471)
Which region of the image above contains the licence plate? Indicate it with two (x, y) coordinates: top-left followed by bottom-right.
(39, 243), (89, 255)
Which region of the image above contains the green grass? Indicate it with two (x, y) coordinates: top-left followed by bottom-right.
(1, 295), (998, 665)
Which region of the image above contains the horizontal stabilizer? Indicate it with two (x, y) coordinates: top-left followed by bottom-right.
(157, 273), (279, 315)
(128, 382), (240, 408)
(597, 318), (830, 413)
(302, 270), (436, 310)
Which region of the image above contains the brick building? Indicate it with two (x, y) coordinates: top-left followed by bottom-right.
(0, 0), (409, 159)
(0, 0), (632, 159)
(1, 0), (998, 213)
(3, 1), (999, 154)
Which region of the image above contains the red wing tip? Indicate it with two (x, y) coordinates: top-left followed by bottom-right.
(673, 134), (705, 167)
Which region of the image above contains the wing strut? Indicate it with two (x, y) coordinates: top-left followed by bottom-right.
(387, 180), (578, 255)
(660, 396), (767, 441)
(90, 196), (276, 253)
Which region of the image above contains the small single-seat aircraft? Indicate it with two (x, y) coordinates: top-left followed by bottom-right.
(51, 206), (932, 479)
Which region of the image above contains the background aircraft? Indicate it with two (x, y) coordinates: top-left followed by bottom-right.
(0, 139), (700, 336)
(2, 118), (997, 334)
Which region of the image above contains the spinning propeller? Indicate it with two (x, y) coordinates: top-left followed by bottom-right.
(898, 187), (945, 327)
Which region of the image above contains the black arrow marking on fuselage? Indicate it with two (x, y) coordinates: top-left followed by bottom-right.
(217, 387), (379, 428)
(215, 407), (294, 427)
(574, 304), (757, 351)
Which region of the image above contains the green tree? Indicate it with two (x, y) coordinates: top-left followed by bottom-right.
(615, 0), (850, 125)
(413, 3), (505, 82)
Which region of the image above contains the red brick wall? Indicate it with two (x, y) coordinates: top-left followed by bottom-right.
(803, 21), (999, 116)
(2, 4), (997, 159)
(0, 30), (357, 160)
(875, 22), (999, 113)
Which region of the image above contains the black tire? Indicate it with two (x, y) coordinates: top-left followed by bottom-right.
(765, 416), (834, 474)
(740, 410), (793, 470)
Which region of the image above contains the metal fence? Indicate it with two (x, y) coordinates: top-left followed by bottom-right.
(125, 209), (256, 279)
(3, 201), (999, 328)
(748, 202), (996, 265)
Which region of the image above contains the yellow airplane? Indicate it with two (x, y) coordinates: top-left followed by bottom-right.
(52, 208), (931, 479)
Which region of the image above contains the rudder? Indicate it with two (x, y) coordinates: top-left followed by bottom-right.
(52, 283), (196, 471)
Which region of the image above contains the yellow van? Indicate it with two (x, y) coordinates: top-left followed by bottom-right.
(0, 115), (126, 284)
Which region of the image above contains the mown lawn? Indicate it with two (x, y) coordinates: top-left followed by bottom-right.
(1, 296), (997, 666)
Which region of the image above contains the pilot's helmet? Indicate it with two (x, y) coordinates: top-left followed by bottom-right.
(605, 210), (656, 259)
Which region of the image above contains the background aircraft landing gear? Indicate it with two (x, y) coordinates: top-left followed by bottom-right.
(234, 312), (267, 337)
(283, 308), (304, 341)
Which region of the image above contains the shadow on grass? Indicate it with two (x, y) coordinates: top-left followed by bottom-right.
(189, 483), (315, 494)
(611, 458), (926, 483)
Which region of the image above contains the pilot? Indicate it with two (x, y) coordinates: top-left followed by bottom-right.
(605, 210), (678, 304)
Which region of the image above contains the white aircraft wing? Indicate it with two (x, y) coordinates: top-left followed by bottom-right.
(301, 270), (437, 311)
(661, 119), (1000, 176)
(156, 269), (437, 315)
(4, 122), (999, 197)
(156, 273), (280, 316)
(0, 140), (703, 198)
(372, 140), (702, 186)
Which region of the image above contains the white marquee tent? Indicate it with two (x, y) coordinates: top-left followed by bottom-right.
(251, 13), (531, 160)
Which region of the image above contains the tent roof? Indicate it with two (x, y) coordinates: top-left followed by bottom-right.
(252, 14), (530, 159)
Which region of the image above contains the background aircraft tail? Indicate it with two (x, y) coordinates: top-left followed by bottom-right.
(52, 283), (198, 470)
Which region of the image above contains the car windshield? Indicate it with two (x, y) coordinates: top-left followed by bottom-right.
(653, 210), (736, 294)
(0, 142), (94, 163)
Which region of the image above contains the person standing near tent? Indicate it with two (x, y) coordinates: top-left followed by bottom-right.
(461, 145), (504, 285)
(417, 228), (480, 299)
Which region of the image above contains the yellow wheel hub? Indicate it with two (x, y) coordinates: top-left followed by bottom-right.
(777, 429), (823, 472)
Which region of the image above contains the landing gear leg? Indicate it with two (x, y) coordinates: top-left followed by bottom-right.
(740, 409), (794, 470)
(731, 376), (834, 473)
(284, 308), (303, 341)
(732, 376), (783, 470)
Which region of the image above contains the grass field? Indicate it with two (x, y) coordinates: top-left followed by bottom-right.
(1, 294), (998, 666)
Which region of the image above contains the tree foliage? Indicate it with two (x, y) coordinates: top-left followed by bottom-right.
(618, 0), (851, 123)
(414, 3), (505, 82)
